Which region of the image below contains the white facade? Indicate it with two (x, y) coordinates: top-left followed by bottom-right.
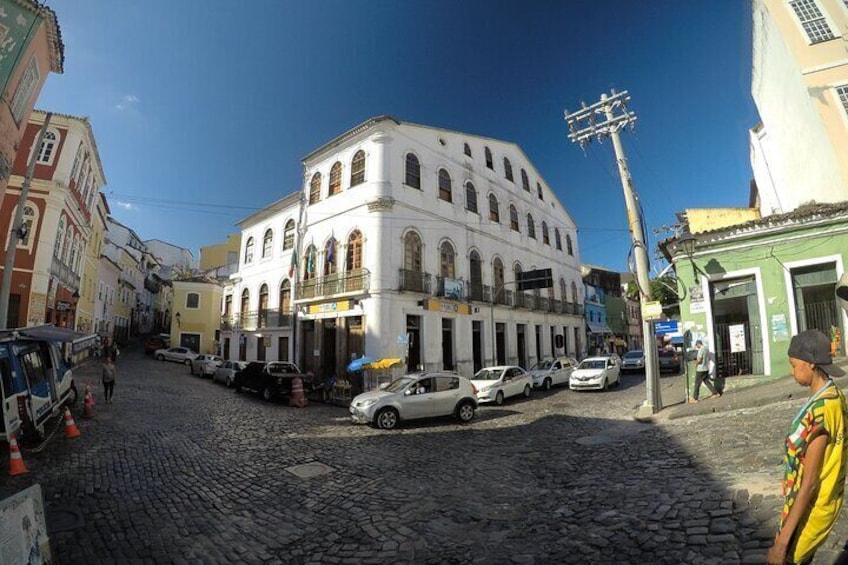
(750, 0), (848, 215)
(223, 117), (584, 380)
(144, 239), (195, 270)
(95, 256), (119, 335)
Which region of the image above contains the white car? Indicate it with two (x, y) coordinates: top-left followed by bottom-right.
(569, 357), (621, 391)
(349, 372), (478, 430)
(213, 360), (248, 387)
(190, 354), (223, 377)
(527, 357), (579, 390)
(620, 350), (645, 373)
(154, 346), (199, 365)
(470, 366), (533, 405)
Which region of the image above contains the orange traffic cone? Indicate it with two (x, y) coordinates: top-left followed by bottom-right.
(289, 376), (308, 408)
(8, 433), (29, 476)
(82, 384), (95, 419)
(63, 406), (81, 439)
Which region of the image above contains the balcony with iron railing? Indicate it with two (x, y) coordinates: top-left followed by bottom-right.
(398, 269), (432, 294)
(50, 255), (81, 290)
(295, 269), (369, 300)
(221, 309), (294, 331)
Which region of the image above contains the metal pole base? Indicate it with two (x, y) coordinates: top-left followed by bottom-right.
(634, 401), (656, 422)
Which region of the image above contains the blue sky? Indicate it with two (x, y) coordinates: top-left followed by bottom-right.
(38, 0), (757, 273)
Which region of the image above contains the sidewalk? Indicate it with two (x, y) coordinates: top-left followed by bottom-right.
(656, 356), (848, 422)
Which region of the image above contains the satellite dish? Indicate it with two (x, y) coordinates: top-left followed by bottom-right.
(837, 272), (848, 312)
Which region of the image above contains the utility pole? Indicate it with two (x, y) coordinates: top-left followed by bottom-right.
(0, 112), (52, 329)
(565, 91), (661, 418)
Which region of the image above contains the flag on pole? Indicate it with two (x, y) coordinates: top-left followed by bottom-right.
(288, 238), (298, 278)
(327, 237), (335, 264)
(306, 248), (314, 276)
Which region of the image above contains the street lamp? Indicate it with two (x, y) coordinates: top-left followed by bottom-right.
(677, 232), (698, 283)
(175, 312), (181, 328)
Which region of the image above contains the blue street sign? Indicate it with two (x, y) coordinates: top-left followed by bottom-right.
(654, 321), (679, 335)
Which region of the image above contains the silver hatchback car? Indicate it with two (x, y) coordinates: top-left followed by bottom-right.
(350, 372), (478, 430)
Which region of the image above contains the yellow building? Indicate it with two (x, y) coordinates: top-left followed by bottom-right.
(171, 277), (223, 354)
(751, 0), (848, 214)
(78, 193), (110, 334)
(199, 234), (241, 278)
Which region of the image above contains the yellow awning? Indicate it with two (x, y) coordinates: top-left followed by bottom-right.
(365, 358), (403, 370)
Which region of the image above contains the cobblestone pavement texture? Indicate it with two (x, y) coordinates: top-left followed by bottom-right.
(3, 346), (848, 564)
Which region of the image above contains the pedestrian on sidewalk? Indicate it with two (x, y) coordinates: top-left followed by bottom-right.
(689, 339), (719, 403)
(102, 356), (116, 404)
(767, 330), (848, 565)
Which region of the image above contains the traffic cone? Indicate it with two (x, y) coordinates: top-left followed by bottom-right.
(63, 406), (81, 439)
(8, 433), (29, 476)
(82, 384), (95, 419)
(289, 376), (308, 408)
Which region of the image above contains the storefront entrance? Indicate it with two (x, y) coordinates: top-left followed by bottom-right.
(792, 263), (841, 336)
(711, 277), (764, 379)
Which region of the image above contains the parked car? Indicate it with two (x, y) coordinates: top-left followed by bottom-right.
(527, 357), (578, 390)
(213, 361), (247, 388)
(658, 349), (681, 374)
(569, 356), (621, 391)
(144, 337), (167, 355)
(234, 361), (310, 401)
(620, 350), (645, 373)
(349, 372), (478, 430)
(154, 347), (198, 365)
(470, 366), (533, 405)
(190, 354), (223, 377)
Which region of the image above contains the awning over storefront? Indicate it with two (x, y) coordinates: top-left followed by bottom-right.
(364, 358), (403, 370)
(586, 322), (612, 334)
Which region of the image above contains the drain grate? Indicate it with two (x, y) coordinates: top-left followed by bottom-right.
(286, 461), (335, 478)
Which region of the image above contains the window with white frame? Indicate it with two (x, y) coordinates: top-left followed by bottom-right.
(837, 84), (848, 117)
(36, 130), (58, 164)
(70, 144), (84, 181)
(186, 292), (200, 309)
(789, 0), (835, 43)
(10, 56), (40, 124)
(283, 220), (295, 250)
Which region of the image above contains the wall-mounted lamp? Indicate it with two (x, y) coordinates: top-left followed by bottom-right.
(175, 312), (181, 328)
(677, 232), (702, 283)
(71, 289), (80, 303)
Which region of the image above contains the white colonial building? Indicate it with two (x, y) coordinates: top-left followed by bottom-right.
(221, 116), (585, 380)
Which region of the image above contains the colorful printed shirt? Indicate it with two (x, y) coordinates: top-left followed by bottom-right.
(781, 382), (848, 562)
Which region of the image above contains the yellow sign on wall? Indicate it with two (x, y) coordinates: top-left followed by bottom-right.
(308, 300), (352, 314)
(642, 301), (663, 320)
(422, 299), (470, 315)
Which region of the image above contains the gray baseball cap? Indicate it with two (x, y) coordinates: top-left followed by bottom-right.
(788, 330), (845, 378)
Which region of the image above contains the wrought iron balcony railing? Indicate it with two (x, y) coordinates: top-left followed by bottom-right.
(50, 256), (81, 291)
(398, 269), (432, 293)
(294, 269), (369, 300)
(221, 309), (294, 331)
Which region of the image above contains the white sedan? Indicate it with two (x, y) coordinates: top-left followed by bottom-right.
(190, 354), (223, 377)
(527, 357), (579, 390)
(569, 357), (621, 391)
(154, 346), (198, 365)
(470, 366), (533, 405)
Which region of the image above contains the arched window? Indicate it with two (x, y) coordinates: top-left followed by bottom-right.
(521, 169), (530, 192)
(62, 226), (72, 264)
(439, 241), (455, 278)
(70, 143), (84, 182)
(309, 173), (321, 204)
(542, 221), (549, 245)
(240, 289), (250, 316)
(488, 194), (500, 223)
(513, 263), (522, 288)
(469, 250), (482, 298)
(258, 284), (269, 327)
(555, 228), (562, 251)
(55, 216), (66, 258)
(438, 169), (452, 202)
(328, 162), (342, 196)
(503, 157), (513, 182)
(493, 257), (505, 301)
(527, 214), (536, 239)
(484, 147), (493, 170)
(283, 220), (295, 250)
(303, 245), (317, 280)
(405, 153), (420, 189)
(19, 203), (37, 249)
(324, 237), (337, 275)
(244, 237), (255, 263)
(279, 280), (291, 313)
(465, 181), (478, 214)
(69, 234), (79, 273)
(404, 232), (422, 272)
(566, 234), (573, 256)
(36, 130), (57, 164)
(73, 235), (83, 272)
(509, 205), (519, 232)
(560, 278), (567, 302)
(463, 143), (472, 157)
(346, 230), (363, 271)
(571, 281), (578, 305)
(262, 229), (273, 258)
(537, 182), (544, 200)
(350, 150), (366, 187)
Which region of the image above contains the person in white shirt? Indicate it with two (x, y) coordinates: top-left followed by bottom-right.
(689, 339), (720, 403)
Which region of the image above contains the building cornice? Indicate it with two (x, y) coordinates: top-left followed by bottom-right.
(301, 115), (400, 164)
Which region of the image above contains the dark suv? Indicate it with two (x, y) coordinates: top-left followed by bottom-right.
(658, 349), (681, 374)
(233, 361), (310, 401)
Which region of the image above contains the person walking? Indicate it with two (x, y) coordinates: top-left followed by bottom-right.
(767, 330), (848, 565)
(102, 356), (116, 404)
(689, 339), (719, 403)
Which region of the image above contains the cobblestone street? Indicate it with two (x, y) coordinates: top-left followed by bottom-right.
(3, 347), (848, 564)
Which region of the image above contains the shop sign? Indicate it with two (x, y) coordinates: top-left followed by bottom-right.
(55, 301), (71, 312)
(729, 324), (746, 353)
(308, 300), (352, 315)
(642, 301), (662, 320)
(421, 299), (470, 315)
(689, 285), (705, 314)
(27, 293), (46, 326)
